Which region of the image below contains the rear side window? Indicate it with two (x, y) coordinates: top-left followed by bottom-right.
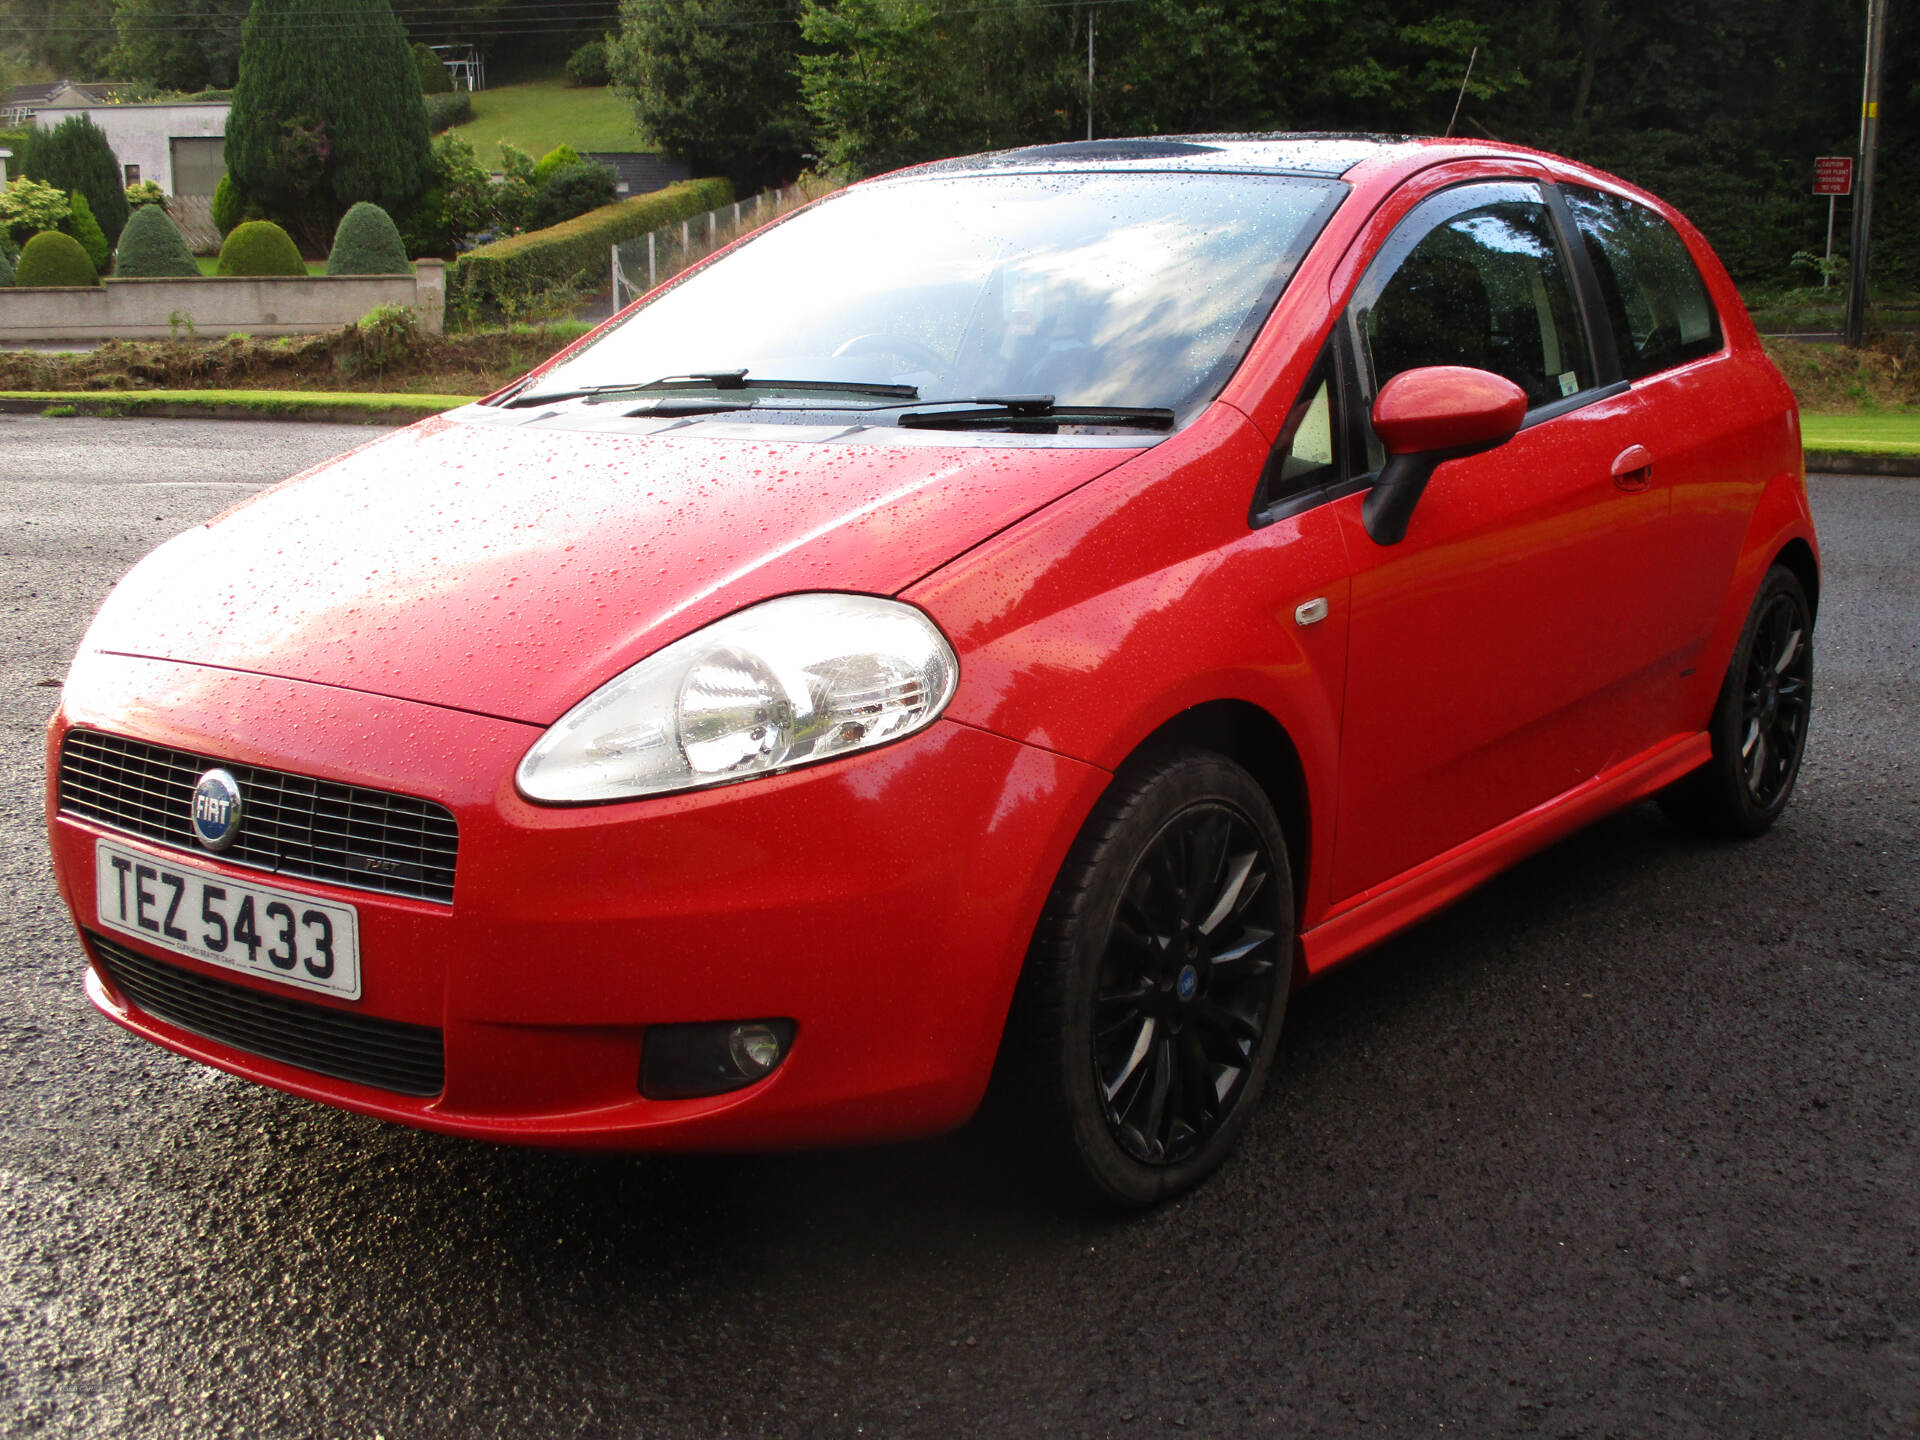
(1562, 186), (1722, 380)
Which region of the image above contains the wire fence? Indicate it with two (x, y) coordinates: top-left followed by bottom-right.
(611, 176), (841, 311)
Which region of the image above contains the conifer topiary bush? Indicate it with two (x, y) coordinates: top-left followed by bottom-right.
(114, 203), (202, 277)
(15, 231), (102, 287)
(216, 219), (306, 276)
(326, 201), (411, 274)
(17, 116), (130, 246)
(65, 191), (111, 274)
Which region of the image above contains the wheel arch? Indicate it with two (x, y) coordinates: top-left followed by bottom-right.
(1773, 535), (1820, 618)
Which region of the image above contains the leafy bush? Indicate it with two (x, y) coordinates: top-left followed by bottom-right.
(1, 178), (72, 246)
(125, 180), (169, 210)
(64, 191), (111, 274)
(414, 42), (452, 94)
(16, 115), (130, 246)
(216, 219), (306, 276)
(532, 161), (617, 228)
(424, 91), (472, 134)
(0, 248), (13, 287)
(448, 177), (730, 324)
(113, 203), (202, 277)
(15, 231), (102, 287)
(566, 39), (610, 87)
(493, 145), (538, 233)
(532, 144), (584, 188)
(327, 201), (411, 274)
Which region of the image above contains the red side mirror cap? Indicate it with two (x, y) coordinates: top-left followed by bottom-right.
(1371, 366), (1528, 458)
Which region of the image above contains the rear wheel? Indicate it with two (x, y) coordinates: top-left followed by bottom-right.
(1004, 750), (1292, 1208)
(1661, 564), (1814, 838)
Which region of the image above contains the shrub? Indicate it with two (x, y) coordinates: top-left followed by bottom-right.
(424, 91), (472, 134)
(347, 302), (419, 372)
(216, 219), (306, 276)
(327, 201), (411, 273)
(125, 180), (169, 211)
(15, 230), (102, 287)
(532, 144), (583, 188)
(16, 115), (130, 246)
(532, 161), (617, 228)
(566, 39), (610, 87)
(448, 176), (730, 324)
(414, 42), (452, 93)
(1, 177), (72, 246)
(211, 173), (245, 236)
(0, 248), (13, 287)
(64, 191), (111, 273)
(114, 203), (201, 277)
(395, 185), (448, 258)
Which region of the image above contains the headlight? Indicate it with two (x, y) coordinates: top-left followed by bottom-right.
(516, 593), (959, 803)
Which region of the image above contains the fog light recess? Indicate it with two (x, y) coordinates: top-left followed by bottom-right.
(642, 1019), (796, 1100)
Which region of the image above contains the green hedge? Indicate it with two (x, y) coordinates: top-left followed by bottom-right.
(217, 220), (306, 276)
(424, 91), (472, 134)
(447, 177), (732, 325)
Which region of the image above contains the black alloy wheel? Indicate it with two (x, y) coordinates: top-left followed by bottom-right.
(1002, 750), (1293, 1208)
(1661, 564), (1815, 838)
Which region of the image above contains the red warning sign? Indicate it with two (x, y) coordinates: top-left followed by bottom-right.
(1814, 157), (1854, 196)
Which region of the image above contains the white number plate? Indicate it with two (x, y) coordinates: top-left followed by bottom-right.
(94, 840), (362, 1000)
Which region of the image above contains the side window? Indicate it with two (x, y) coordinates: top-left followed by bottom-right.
(1354, 189), (1594, 416)
(1562, 186), (1722, 380)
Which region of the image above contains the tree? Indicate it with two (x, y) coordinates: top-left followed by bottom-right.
(609, 0), (812, 192)
(112, 0), (249, 92)
(224, 0), (435, 250)
(17, 116), (130, 247)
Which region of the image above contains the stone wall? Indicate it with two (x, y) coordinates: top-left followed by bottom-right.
(0, 265), (445, 344)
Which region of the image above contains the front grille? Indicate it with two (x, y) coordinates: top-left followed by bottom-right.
(58, 730), (458, 904)
(88, 931), (445, 1097)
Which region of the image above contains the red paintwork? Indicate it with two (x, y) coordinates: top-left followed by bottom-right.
(46, 137), (1818, 1149)
(1371, 366), (1527, 455)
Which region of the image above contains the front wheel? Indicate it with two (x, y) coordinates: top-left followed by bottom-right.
(1004, 750), (1293, 1208)
(1661, 564), (1814, 838)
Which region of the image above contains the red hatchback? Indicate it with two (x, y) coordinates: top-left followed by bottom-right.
(47, 136), (1817, 1205)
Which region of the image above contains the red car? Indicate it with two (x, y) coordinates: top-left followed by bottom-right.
(47, 135), (1816, 1206)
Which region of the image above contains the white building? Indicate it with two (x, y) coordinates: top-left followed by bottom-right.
(30, 99), (231, 198)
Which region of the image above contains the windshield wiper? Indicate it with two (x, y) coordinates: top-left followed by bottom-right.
(503, 371), (919, 408)
(896, 395), (1175, 431)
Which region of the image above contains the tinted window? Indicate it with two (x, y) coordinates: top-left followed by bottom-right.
(1563, 186), (1722, 380)
(1358, 197), (1593, 411)
(534, 172), (1343, 416)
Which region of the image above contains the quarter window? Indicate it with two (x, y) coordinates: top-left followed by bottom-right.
(1357, 194), (1594, 412)
(1563, 186), (1721, 380)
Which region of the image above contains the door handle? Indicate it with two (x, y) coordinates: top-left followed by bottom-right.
(1611, 444), (1654, 492)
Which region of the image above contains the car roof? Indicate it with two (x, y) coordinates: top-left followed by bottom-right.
(903, 133), (1432, 180)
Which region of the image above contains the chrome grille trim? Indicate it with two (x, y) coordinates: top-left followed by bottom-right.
(58, 730), (458, 905)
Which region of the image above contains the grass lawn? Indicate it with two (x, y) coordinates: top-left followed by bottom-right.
(451, 77), (649, 161)
(1800, 411), (1920, 454)
(193, 257), (329, 276)
(3, 390), (476, 421)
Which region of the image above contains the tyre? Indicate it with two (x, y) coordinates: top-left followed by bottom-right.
(1660, 564), (1814, 838)
(1003, 749), (1293, 1208)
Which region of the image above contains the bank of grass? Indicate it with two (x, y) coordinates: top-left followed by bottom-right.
(2, 390), (477, 423)
(450, 76), (649, 161)
(1800, 412), (1920, 455)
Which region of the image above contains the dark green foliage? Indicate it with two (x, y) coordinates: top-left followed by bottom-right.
(216, 219), (307, 276)
(14, 230), (101, 287)
(112, 0), (247, 90)
(113, 203), (202, 277)
(211, 173), (246, 236)
(224, 0), (435, 246)
(327, 201), (412, 273)
(610, 0), (811, 193)
(64, 191), (110, 273)
(424, 91), (473, 133)
(414, 42), (453, 93)
(448, 176), (730, 324)
(0, 248), (14, 287)
(532, 161), (617, 228)
(17, 115), (130, 247)
(566, 38), (610, 86)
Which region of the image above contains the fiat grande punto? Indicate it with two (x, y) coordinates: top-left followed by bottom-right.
(47, 135), (1817, 1205)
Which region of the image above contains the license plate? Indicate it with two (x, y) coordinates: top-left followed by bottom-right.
(93, 840), (362, 1000)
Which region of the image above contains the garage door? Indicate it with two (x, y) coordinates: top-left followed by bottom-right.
(170, 137), (225, 196)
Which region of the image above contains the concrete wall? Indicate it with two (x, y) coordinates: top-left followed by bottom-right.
(0, 265), (445, 343)
(32, 102), (229, 195)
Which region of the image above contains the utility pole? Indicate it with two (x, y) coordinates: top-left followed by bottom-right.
(1087, 9), (1096, 141)
(1844, 0), (1891, 347)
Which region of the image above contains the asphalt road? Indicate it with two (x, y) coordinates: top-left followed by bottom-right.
(0, 414), (1914, 1439)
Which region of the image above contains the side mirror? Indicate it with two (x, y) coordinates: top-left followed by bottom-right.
(1362, 366), (1528, 545)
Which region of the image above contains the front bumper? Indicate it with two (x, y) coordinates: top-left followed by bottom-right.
(47, 652), (1109, 1149)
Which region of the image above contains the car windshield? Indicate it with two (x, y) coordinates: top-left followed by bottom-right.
(524, 169), (1344, 418)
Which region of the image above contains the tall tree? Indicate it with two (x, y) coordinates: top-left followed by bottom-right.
(609, 0), (812, 192)
(18, 115), (129, 246)
(224, 0), (434, 248)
